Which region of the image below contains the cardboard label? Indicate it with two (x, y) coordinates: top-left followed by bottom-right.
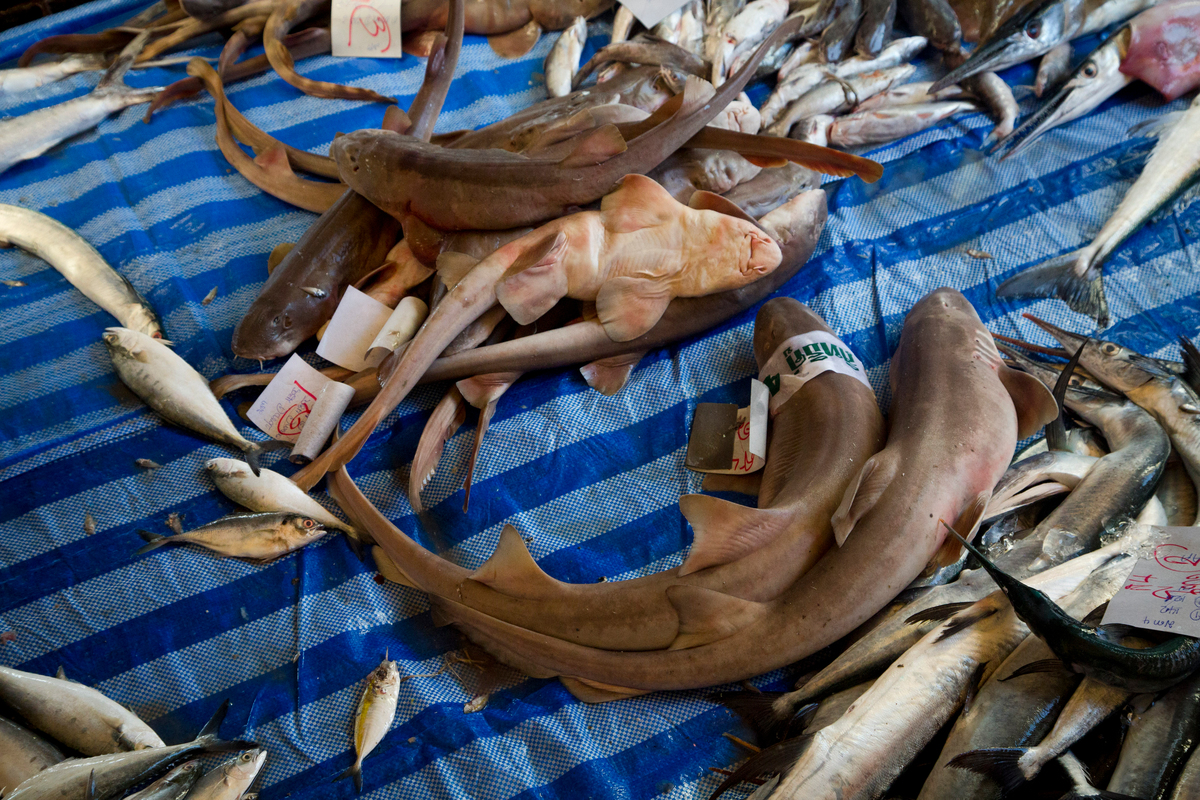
(246, 355), (334, 442)
(688, 379), (769, 475)
(316, 286), (395, 371)
(759, 331), (871, 416)
(332, 0), (402, 58)
(619, 0), (690, 29)
(1101, 526), (1200, 638)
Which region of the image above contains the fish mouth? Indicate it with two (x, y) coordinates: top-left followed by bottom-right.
(1023, 313), (1174, 381)
(996, 78), (1076, 159)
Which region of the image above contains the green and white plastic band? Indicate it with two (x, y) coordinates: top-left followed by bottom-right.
(758, 330), (872, 416)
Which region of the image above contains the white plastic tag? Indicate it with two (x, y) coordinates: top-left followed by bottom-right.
(758, 331), (871, 415)
(246, 355), (333, 442)
(691, 379), (769, 474)
(620, 0), (690, 29)
(316, 286), (394, 371)
(1101, 526), (1200, 638)
(331, 0), (402, 58)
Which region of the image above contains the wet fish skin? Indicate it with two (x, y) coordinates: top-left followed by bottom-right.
(0, 715), (65, 794)
(897, 0), (961, 50)
(829, 100), (975, 146)
(124, 760), (202, 800)
(545, 16), (588, 96)
(0, 205), (162, 338)
(186, 749), (266, 800)
(820, 0), (863, 62)
(856, 0), (897, 56)
(0, 53), (105, 96)
(0, 666), (163, 756)
(0, 33), (161, 175)
(336, 659), (400, 792)
(1171, 740), (1200, 799)
(767, 64), (917, 136)
(722, 162), (819, 217)
(135, 512), (326, 562)
(1106, 669), (1200, 799)
(1034, 40), (1072, 95)
(104, 328), (273, 475)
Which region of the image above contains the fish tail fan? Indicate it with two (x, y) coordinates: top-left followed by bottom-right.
(242, 439), (290, 477)
(996, 252), (1109, 325)
(709, 691), (817, 744)
(198, 698), (230, 739)
(195, 698), (258, 751)
(334, 763), (364, 793)
(134, 529), (171, 555)
(709, 735), (813, 800)
(948, 748), (1030, 794)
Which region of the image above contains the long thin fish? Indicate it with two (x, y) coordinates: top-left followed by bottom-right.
(0, 204), (163, 338)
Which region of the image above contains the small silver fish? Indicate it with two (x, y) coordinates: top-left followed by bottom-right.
(124, 760), (202, 800)
(201, 286), (218, 305)
(135, 513), (326, 562)
(186, 749), (266, 800)
(337, 659), (400, 792)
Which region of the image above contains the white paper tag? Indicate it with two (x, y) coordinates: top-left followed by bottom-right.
(365, 296), (428, 367)
(316, 286), (395, 371)
(692, 379), (769, 475)
(246, 355), (334, 442)
(1101, 526), (1200, 638)
(758, 331), (871, 416)
(620, 0), (690, 29)
(331, 0), (402, 58)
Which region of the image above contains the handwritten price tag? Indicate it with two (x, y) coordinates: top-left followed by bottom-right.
(246, 355), (334, 442)
(687, 380), (768, 475)
(1102, 526), (1200, 638)
(332, 0), (402, 58)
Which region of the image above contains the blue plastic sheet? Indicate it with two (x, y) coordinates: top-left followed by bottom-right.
(0, 3), (1196, 798)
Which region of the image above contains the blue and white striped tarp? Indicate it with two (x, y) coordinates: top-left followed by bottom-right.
(0, 2), (1197, 797)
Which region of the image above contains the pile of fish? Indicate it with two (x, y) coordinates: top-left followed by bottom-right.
(692, 311), (1200, 799)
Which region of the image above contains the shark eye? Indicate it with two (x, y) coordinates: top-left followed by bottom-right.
(1025, 18), (1042, 38)
(1083, 62), (1098, 78)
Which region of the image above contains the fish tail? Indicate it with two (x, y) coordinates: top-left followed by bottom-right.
(194, 698), (258, 752)
(709, 691), (817, 744)
(242, 440), (290, 477)
(97, 30), (151, 91)
(995, 251), (1109, 326)
(947, 748), (1030, 793)
(335, 762), (364, 793)
(134, 529), (171, 555)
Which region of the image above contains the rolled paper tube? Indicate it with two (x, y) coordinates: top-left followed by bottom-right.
(365, 296), (428, 367)
(290, 381), (356, 464)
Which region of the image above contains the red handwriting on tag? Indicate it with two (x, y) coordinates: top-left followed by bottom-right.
(348, 4), (392, 53)
(331, 0), (403, 58)
(1102, 527), (1200, 637)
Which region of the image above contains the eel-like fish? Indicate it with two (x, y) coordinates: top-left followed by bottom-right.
(0, 204), (163, 338)
(418, 288), (1057, 698)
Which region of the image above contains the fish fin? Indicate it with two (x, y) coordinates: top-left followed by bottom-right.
(995, 252), (1109, 325)
(381, 104), (411, 134)
(1180, 336), (1200, 394)
(666, 585), (766, 649)
(1129, 111), (1186, 140)
(962, 661), (988, 715)
(409, 387), (467, 512)
(371, 546), (416, 588)
(710, 691), (818, 744)
(1080, 603), (1109, 628)
(557, 124), (628, 168)
(456, 373), (518, 408)
(56, 665), (68, 680)
(243, 440), (290, 477)
(463, 398), (498, 513)
(580, 350), (646, 395)
(436, 252), (480, 291)
(134, 529), (171, 555)
(600, 173), (680, 233)
(1045, 339), (1087, 451)
(947, 748), (1030, 793)
(467, 524), (563, 599)
(494, 232), (570, 325)
(267, 243), (294, 275)
(197, 698), (230, 740)
(334, 763), (363, 793)
(595, 276), (672, 342)
(1000, 658), (1068, 681)
(932, 492), (991, 568)
(905, 601), (976, 624)
(709, 735), (812, 800)
(559, 676), (650, 703)
(96, 29), (148, 91)
(741, 155), (790, 169)
(831, 452), (897, 546)
(488, 20), (542, 58)
(688, 191), (760, 227)
(253, 146), (296, 177)
(998, 365), (1059, 440)
(85, 769), (96, 800)
(678, 495), (795, 575)
(936, 604), (998, 643)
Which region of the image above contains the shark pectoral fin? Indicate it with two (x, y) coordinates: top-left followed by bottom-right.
(595, 277), (672, 342)
(831, 453), (896, 546)
(467, 524), (565, 599)
(495, 232), (570, 325)
(579, 350), (646, 395)
(687, 190), (761, 227)
(666, 585), (764, 650)
(371, 546), (417, 588)
(557, 124), (628, 168)
(678, 494), (794, 575)
(933, 492), (991, 568)
(457, 372), (520, 408)
(600, 173), (680, 233)
(559, 676), (650, 703)
(436, 251), (481, 290)
(998, 365), (1059, 440)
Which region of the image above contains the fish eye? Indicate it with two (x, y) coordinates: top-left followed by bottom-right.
(1103, 343), (1117, 354)
(1083, 62), (1097, 78)
(240, 753), (254, 762)
(303, 519), (316, 528)
(1025, 19), (1041, 38)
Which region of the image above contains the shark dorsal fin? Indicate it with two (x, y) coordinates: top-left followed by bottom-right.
(667, 585), (765, 649)
(678, 495), (795, 575)
(467, 524), (563, 598)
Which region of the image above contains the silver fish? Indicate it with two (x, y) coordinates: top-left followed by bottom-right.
(0, 715), (64, 795)
(545, 17), (589, 97)
(0, 666), (163, 755)
(0, 204), (163, 338)
(0, 54), (104, 96)
(853, 80), (971, 111)
(1106, 669), (1200, 798)
(0, 32), (162, 175)
(183, 749), (265, 800)
(124, 760), (202, 800)
(1172, 739), (1200, 799)
(997, 92), (1200, 324)
(336, 658), (400, 792)
(1035, 41), (1073, 96)
(715, 0), (789, 85)
(829, 101), (976, 147)
(705, 0), (746, 81)
(767, 64), (917, 136)
(134, 512), (326, 562)
(103, 327), (278, 475)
